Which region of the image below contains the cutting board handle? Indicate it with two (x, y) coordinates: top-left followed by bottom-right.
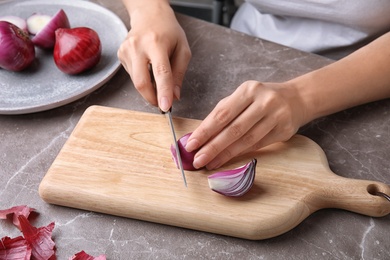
(312, 176), (390, 217)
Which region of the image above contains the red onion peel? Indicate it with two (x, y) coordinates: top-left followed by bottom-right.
(0, 15), (28, 32)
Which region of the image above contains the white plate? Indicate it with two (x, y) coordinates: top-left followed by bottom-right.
(0, 0), (128, 114)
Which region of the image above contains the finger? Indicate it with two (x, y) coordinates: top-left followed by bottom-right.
(170, 43), (192, 100)
(205, 116), (275, 170)
(131, 57), (158, 107)
(151, 51), (174, 112)
(117, 40), (131, 74)
(195, 100), (268, 169)
(185, 83), (254, 153)
(243, 124), (297, 155)
(117, 36), (158, 106)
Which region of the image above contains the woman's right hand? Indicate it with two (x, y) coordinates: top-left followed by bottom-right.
(118, 0), (191, 112)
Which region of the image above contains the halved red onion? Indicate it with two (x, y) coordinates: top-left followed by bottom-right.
(0, 15), (27, 32)
(30, 9), (70, 49)
(208, 159), (257, 197)
(0, 21), (35, 71)
(171, 132), (198, 171)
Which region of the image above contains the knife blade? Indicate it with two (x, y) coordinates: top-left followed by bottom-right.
(148, 64), (187, 187)
(163, 109), (187, 187)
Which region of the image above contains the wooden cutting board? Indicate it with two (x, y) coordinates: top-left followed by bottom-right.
(39, 105), (390, 240)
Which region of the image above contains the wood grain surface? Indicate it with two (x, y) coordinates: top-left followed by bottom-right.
(39, 106), (390, 240)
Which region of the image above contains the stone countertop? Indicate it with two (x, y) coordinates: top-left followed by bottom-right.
(1, 0), (389, 259)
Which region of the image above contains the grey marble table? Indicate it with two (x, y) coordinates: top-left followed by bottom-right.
(1, 0), (389, 259)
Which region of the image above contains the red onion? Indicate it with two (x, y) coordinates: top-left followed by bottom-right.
(171, 132), (198, 171)
(0, 21), (35, 71)
(30, 9), (70, 49)
(0, 15), (27, 32)
(53, 27), (102, 75)
(208, 159), (257, 197)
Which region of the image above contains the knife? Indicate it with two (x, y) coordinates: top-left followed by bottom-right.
(149, 65), (187, 187)
(162, 109), (187, 187)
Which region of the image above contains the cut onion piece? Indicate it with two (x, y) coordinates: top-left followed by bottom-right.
(0, 15), (27, 32)
(208, 159), (257, 197)
(30, 9), (70, 49)
(26, 13), (52, 35)
(171, 132), (198, 171)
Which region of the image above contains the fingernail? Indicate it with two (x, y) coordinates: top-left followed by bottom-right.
(193, 154), (208, 169)
(185, 139), (199, 152)
(174, 85), (181, 100)
(160, 96), (170, 112)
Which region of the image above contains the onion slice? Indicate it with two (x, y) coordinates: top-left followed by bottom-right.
(171, 132), (198, 171)
(208, 159), (257, 197)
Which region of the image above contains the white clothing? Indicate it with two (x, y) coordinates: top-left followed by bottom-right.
(231, 1), (390, 59)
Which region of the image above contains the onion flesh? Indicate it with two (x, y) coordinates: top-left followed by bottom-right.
(26, 13), (52, 35)
(0, 21), (35, 71)
(0, 15), (27, 32)
(31, 9), (70, 49)
(53, 27), (102, 74)
(171, 132), (198, 171)
(208, 159), (257, 197)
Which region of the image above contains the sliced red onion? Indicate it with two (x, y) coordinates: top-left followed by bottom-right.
(208, 159), (257, 197)
(171, 132), (198, 171)
(30, 9), (70, 49)
(26, 13), (52, 35)
(0, 15), (27, 32)
(0, 21), (35, 71)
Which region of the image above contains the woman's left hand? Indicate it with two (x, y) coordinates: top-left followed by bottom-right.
(185, 80), (307, 170)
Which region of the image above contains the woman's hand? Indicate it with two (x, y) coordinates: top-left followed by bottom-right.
(118, 0), (191, 112)
(186, 31), (390, 170)
(185, 81), (307, 169)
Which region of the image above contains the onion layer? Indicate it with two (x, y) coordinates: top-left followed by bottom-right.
(208, 159), (257, 197)
(0, 21), (35, 71)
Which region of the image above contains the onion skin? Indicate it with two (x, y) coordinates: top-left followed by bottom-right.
(208, 159), (257, 197)
(31, 9), (70, 49)
(171, 132), (198, 171)
(0, 15), (28, 33)
(53, 27), (102, 75)
(0, 21), (35, 71)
